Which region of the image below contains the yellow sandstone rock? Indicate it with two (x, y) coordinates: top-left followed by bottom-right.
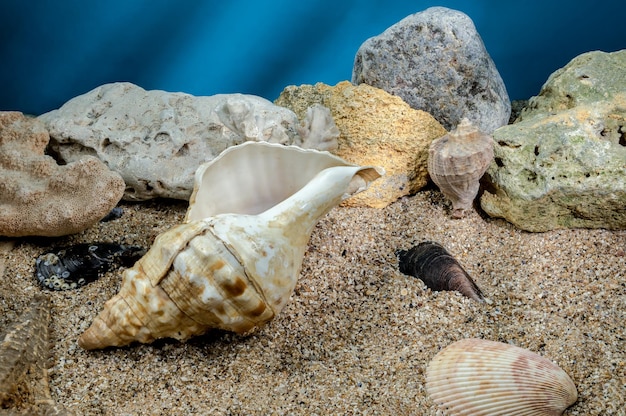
(276, 81), (446, 208)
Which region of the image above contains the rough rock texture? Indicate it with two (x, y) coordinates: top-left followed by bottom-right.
(481, 50), (626, 232)
(352, 6), (510, 134)
(39, 82), (339, 201)
(0, 112), (124, 237)
(517, 50), (626, 121)
(275, 81), (447, 208)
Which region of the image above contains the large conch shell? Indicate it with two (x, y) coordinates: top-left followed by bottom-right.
(78, 142), (382, 349)
(428, 118), (494, 218)
(426, 338), (578, 416)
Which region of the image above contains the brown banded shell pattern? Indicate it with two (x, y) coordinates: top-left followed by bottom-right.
(427, 118), (494, 218)
(78, 220), (274, 350)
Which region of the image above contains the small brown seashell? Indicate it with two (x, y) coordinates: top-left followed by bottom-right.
(428, 118), (494, 218)
(396, 241), (485, 302)
(426, 338), (578, 416)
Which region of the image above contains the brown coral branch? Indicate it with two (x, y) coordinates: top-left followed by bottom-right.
(0, 295), (74, 415)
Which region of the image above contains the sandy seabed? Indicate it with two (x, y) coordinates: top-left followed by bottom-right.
(1, 190), (625, 415)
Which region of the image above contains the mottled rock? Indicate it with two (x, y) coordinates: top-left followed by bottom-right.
(0, 112), (124, 237)
(352, 6), (510, 134)
(509, 100), (529, 124)
(39, 82), (338, 201)
(481, 51), (626, 232)
(276, 81), (447, 208)
(518, 50), (626, 119)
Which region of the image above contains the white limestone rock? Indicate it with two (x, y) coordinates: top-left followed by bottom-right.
(39, 82), (338, 201)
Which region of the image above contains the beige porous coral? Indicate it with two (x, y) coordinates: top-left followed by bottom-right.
(0, 112), (125, 237)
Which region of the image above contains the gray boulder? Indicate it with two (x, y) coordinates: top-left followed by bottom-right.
(39, 82), (338, 201)
(352, 6), (510, 134)
(481, 50), (626, 232)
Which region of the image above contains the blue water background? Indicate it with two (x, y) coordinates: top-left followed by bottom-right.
(1, 0), (623, 115)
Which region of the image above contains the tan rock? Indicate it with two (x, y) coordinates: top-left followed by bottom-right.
(0, 112), (125, 237)
(275, 81), (447, 208)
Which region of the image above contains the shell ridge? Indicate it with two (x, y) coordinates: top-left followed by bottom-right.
(432, 392), (556, 416)
(78, 292), (139, 348)
(137, 220), (211, 287)
(425, 339), (577, 416)
(157, 223), (274, 334)
(139, 268), (201, 329)
(207, 220), (278, 321)
(208, 216), (297, 318)
(211, 222), (275, 316)
(122, 273), (208, 344)
(170, 268), (264, 334)
(158, 266), (224, 330)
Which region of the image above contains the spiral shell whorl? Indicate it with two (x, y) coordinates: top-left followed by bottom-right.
(397, 241), (485, 302)
(78, 220), (276, 350)
(78, 142), (383, 350)
(428, 118), (494, 218)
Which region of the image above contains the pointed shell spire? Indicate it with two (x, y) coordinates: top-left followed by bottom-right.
(396, 241), (486, 302)
(428, 118), (494, 218)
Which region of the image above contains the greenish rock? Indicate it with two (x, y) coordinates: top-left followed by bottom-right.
(481, 50), (626, 232)
(517, 50), (626, 119)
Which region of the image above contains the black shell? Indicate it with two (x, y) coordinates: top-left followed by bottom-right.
(99, 207), (124, 222)
(35, 243), (145, 291)
(396, 241), (485, 302)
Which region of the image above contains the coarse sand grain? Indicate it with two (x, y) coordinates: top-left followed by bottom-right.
(1, 190), (624, 415)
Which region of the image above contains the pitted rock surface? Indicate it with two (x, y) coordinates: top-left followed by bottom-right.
(352, 6), (510, 134)
(39, 82), (338, 201)
(0, 112), (124, 237)
(481, 50), (626, 231)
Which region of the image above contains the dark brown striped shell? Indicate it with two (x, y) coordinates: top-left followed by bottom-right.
(396, 241), (485, 302)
